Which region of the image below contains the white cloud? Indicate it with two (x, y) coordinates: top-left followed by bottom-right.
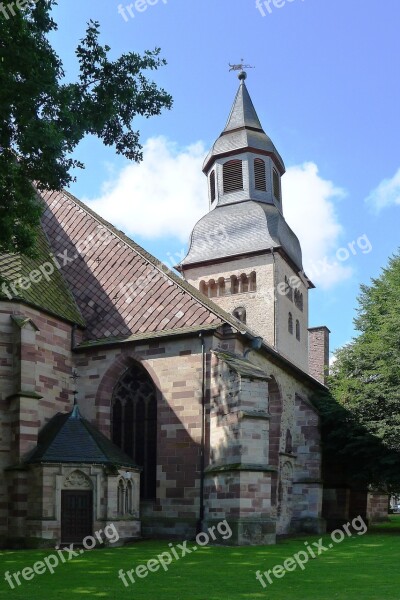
(282, 162), (352, 289)
(365, 167), (400, 212)
(84, 136), (207, 242)
(86, 141), (349, 289)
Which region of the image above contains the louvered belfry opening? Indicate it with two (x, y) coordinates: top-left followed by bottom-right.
(223, 159), (243, 193)
(254, 158), (267, 191)
(273, 168), (281, 201)
(210, 170), (216, 202)
(112, 365), (157, 500)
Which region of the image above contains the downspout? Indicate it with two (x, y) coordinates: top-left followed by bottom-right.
(197, 331), (206, 534)
(270, 247), (277, 349)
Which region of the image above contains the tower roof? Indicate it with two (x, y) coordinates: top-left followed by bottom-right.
(26, 404), (139, 469)
(180, 201), (303, 271)
(203, 77), (285, 174)
(223, 78), (264, 133)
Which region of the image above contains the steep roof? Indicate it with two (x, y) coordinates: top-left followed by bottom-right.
(203, 78), (285, 174)
(224, 80), (264, 132)
(40, 188), (254, 342)
(180, 200), (303, 271)
(0, 228), (84, 325)
(26, 404), (139, 468)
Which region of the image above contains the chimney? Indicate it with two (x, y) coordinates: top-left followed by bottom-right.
(308, 326), (330, 384)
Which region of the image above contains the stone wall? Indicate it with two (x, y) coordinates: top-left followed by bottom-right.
(308, 326), (330, 384)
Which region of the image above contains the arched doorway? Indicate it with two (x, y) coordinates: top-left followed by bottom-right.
(111, 364), (157, 500)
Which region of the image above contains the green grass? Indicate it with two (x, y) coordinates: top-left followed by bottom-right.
(1, 529), (400, 599)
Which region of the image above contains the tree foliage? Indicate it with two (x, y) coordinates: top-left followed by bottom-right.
(0, 0), (172, 255)
(313, 252), (400, 491)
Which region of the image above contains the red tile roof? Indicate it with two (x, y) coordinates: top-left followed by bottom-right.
(40, 189), (223, 341)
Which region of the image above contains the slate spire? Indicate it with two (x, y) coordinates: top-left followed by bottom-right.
(223, 72), (264, 134)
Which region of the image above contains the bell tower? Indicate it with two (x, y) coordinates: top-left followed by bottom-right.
(178, 70), (314, 372)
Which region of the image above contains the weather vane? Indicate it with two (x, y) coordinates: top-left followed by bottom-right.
(229, 59), (255, 81)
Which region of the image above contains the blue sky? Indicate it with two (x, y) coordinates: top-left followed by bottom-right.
(49, 0), (400, 357)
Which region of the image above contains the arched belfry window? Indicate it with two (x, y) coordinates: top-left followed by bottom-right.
(210, 170), (216, 203)
(223, 159), (243, 193)
(112, 365), (157, 500)
(296, 319), (300, 341)
(254, 158), (267, 191)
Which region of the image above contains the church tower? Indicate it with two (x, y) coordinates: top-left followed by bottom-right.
(179, 71), (313, 372)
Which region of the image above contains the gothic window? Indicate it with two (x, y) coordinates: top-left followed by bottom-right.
(217, 277), (225, 296)
(126, 480), (133, 514)
(117, 479), (125, 515)
(273, 168), (281, 201)
(288, 312), (293, 335)
(231, 275), (239, 294)
(112, 365), (157, 500)
(223, 159), (243, 193)
(249, 271), (257, 292)
(254, 158), (267, 191)
(296, 319), (300, 341)
(294, 289), (303, 311)
(232, 307), (246, 324)
(239, 273), (249, 293)
(210, 170), (216, 203)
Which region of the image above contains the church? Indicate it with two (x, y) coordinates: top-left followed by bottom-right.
(0, 70), (333, 548)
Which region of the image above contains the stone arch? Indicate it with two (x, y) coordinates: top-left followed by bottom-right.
(63, 469), (93, 489)
(95, 352), (162, 436)
(111, 362), (158, 500)
(268, 376), (283, 507)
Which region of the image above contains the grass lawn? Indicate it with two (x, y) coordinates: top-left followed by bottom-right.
(1, 523), (400, 599)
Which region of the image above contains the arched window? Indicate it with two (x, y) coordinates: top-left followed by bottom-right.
(296, 319), (300, 341)
(209, 170), (216, 203)
(217, 277), (225, 297)
(199, 280), (207, 296)
(223, 160), (243, 193)
(239, 273), (249, 293)
(249, 271), (257, 292)
(231, 275), (239, 294)
(112, 365), (157, 500)
(126, 480), (133, 514)
(288, 313), (293, 335)
(273, 168), (281, 201)
(294, 289), (303, 311)
(208, 279), (217, 298)
(117, 479), (125, 515)
(254, 158), (267, 191)
(232, 306), (246, 324)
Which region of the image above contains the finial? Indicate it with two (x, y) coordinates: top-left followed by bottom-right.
(229, 59), (254, 81)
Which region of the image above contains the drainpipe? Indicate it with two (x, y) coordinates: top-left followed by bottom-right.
(270, 247), (277, 348)
(197, 331), (206, 534)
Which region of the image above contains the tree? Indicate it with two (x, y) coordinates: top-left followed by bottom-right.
(313, 251), (400, 492)
(0, 0), (172, 256)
